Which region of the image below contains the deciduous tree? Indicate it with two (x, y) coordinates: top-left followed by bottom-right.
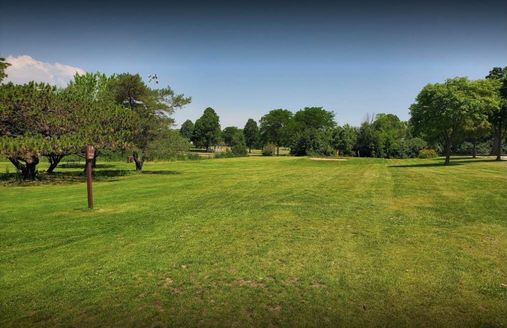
(180, 119), (194, 140)
(259, 109), (292, 156)
(486, 67), (507, 160)
(410, 77), (500, 165)
(222, 126), (240, 147)
(289, 107), (336, 156)
(192, 107), (221, 152)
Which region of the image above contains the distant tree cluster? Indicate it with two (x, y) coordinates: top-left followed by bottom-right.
(181, 107), (422, 158)
(180, 108), (247, 156)
(179, 67), (506, 165)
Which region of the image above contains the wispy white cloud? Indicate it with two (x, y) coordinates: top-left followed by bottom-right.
(3, 55), (85, 87)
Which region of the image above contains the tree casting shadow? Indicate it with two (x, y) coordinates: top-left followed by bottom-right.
(1, 169), (182, 185)
(60, 163), (116, 169)
(390, 158), (503, 168)
(141, 170), (181, 175)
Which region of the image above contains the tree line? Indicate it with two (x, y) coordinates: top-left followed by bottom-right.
(1, 57), (506, 181)
(180, 67), (506, 165)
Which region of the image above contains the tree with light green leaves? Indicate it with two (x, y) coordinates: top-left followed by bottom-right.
(410, 77), (501, 165)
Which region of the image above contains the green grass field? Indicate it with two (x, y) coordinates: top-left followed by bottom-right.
(1, 156), (506, 327)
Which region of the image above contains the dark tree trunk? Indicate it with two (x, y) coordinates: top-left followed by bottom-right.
(248, 147), (251, 153)
(132, 151), (144, 171)
(494, 128), (503, 161)
(47, 154), (65, 173)
(472, 139), (477, 159)
(444, 139), (451, 166)
(9, 156), (39, 180)
(276, 146), (280, 156)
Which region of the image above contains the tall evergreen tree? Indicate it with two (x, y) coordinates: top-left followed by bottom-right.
(243, 118), (259, 153)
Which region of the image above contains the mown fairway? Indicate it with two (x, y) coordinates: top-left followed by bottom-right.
(1, 157), (506, 327)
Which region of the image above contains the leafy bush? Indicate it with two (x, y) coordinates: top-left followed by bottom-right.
(262, 143), (276, 156)
(290, 129), (334, 156)
(230, 132), (248, 156)
(418, 148), (438, 159)
(404, 137), (427, 158)
(214, 149), (235, 158)
(231, 143), (247, 156)
(145, 130), (191, 160)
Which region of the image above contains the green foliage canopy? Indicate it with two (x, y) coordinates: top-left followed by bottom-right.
(486, 67), (507, 160)
(180, 119), (194, 140)
(243, 118), (259, 152)
(259, 109), (293, 155)
(192, 107), (221, 151)
(410, 77), (501, 165)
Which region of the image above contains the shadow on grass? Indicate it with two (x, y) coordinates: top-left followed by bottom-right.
(141, 170), (181, 175)
(390, 158), (503, 168)
(0, 169), (183, 185)
(60, 163), (116, 169)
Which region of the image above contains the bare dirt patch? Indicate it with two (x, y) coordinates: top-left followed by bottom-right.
(234, 279), (265, 288)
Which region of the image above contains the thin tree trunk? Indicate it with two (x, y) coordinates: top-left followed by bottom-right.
(444, 138), (451, 165)
(47, 154), (65, 173)
(495, 126), (503, 160)
(472, 139), (477, 159)
(276, 146), (280, 156)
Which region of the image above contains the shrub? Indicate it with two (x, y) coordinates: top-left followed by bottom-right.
(418, 148), (438, 159)
(230, 133), (248, 157)
(214, 149), (235, 158)
(290, 129), (335, 156)
(231, 143), (247, 156)
(404, 137), (427, 158)
(262, 143), (276, 156)
(145, 130), (191, 161)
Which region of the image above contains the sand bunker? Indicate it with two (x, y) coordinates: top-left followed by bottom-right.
(309, 157), (347, 161)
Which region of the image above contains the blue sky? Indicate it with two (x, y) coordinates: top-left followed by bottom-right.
(1, 0), (506, 127)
